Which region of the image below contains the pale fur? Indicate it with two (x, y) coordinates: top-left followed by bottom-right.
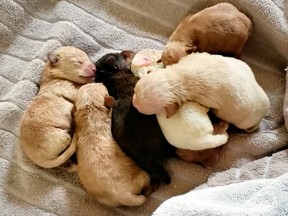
(131, 49), (163, 78)
(161, 2), (252, 66)
(131, 49), (229, 150)
(156, 102), (229, 150)
(20, 46), (96, 168)
(133, 52), (270, 132)
(74, 83), (150, 207)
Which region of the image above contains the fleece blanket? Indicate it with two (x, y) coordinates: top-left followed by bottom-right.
(0, 0), (288, 215)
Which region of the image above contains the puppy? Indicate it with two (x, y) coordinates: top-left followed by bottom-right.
(133, 52), (270, 132)
(20, 46), (96, 168)
(95, 51), (175, 185)
(73, 83), (150, 207)
(161, 2), (252, 66)
(156, 102), (229, 150)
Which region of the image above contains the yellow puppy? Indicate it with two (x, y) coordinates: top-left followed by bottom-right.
(161, 3), (252, 66)
(133, 52), (270, 132)
(20, 46), (96, 168)
(74, 83), (150, 207)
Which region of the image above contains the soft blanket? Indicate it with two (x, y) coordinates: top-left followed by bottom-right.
(0, 0), (287, 216)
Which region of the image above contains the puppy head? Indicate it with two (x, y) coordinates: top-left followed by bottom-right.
(95, 51), (136, 83)
(133, 69), (178, 116)
(75, 83), (115, 112)
(47, 46), (96, 84)
(161, 41), (196, 66)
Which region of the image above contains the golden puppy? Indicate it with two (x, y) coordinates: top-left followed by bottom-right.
(74, 83), (150, 207)
(133, 52), (270, 132)
(20, 46), (96, 168)
(161, 3), (252, 66)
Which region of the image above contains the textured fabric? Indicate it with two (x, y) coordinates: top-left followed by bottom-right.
(153, 155), (288, 216)
(0, 0), (287, 215)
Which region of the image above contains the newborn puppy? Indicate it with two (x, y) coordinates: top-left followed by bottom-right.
(161, 2), (252, 66)
(20, 46), (96, 168)
(95, 51), (175, 185)
(133, 52), (270, 132)
(74, 83), (150, 207)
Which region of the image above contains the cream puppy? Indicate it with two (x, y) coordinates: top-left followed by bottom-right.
(133, 52), (270, 132)
(156, 102), (229, 150)
(74, 83), (150, 207)
(20, 46), (96, 168)
(161, 3), (252, 66)
(131, 49), (229, 151)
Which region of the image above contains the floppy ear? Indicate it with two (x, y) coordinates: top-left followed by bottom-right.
(47, 52), (58, 66)
(165, 103), (179, 118)
(71, 105), (77, 115)
(185, 45), (197, 54)
(121, 50), (135, 60)
(104, 95), (115, 109)
(106, 56), (117, 68)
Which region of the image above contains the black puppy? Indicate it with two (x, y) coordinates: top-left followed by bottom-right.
(95, 51), (175, 185)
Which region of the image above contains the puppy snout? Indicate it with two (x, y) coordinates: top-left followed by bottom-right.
(90, 64), (96, 74)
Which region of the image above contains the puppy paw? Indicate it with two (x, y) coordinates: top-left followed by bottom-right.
(213, 120), (229, 134)
(176, 148), (219, 168)
(244, 124), (259, 133)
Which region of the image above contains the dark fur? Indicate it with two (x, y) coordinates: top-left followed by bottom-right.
(95, 51), (175, 185)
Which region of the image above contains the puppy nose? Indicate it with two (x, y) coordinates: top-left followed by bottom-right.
(90, 64), (96, 74)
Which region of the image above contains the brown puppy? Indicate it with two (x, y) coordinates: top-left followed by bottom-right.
(161, 3), (252, 65)
(74, 83), (150, 207)
(20, 46), (96, 168)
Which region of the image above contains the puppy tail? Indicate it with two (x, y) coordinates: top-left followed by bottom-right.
(119, 193), (146, 206)
(41, 135), (77, 168)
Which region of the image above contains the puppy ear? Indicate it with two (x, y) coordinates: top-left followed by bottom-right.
(104, 95), (115, 108)
(47, 53), (58, 66)
(185, 45), (197, 54)
(106, 56), (116, 68)
(71, 105), (77, 115)
(121, 51), (135, 60)
(165, 103), (179, 118)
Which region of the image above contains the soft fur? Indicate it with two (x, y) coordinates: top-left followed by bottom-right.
(131, 49), (164, 78)
(161, 2), (252, 66)
(133, 52), (270, 132)
(73, 83), (150, 207)
(156, 102), (229, 150)
(95, 51), (175, 185)
(20, 46), (96, 168)
(131, 49), (229, 162)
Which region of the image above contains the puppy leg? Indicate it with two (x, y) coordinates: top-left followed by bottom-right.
(213, 120), (229, 135)
(176, 148), (219, 168)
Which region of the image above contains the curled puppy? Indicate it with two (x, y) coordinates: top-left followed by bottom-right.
(131, 49), (229, 152)
(20, 46), (96, 168)
(95, 51), (175, 185)
(157, 102), (229, 151)
(161, 2), (252, 66)
(74, 83), (150, 207)
(133, 52), (270, 132)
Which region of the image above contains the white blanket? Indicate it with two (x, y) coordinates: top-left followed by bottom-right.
(0, 0), (288, 215)
(153, 161), (288, 216)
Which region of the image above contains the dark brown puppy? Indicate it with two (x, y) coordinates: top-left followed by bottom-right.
(95, 51), (175, 186)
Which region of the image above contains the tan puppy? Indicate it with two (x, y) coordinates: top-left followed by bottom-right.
(161, 3), (252, 66)
(74, 83), (150, 207)
(20, 46), (96, 168)
(133, 52), (270, 132)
